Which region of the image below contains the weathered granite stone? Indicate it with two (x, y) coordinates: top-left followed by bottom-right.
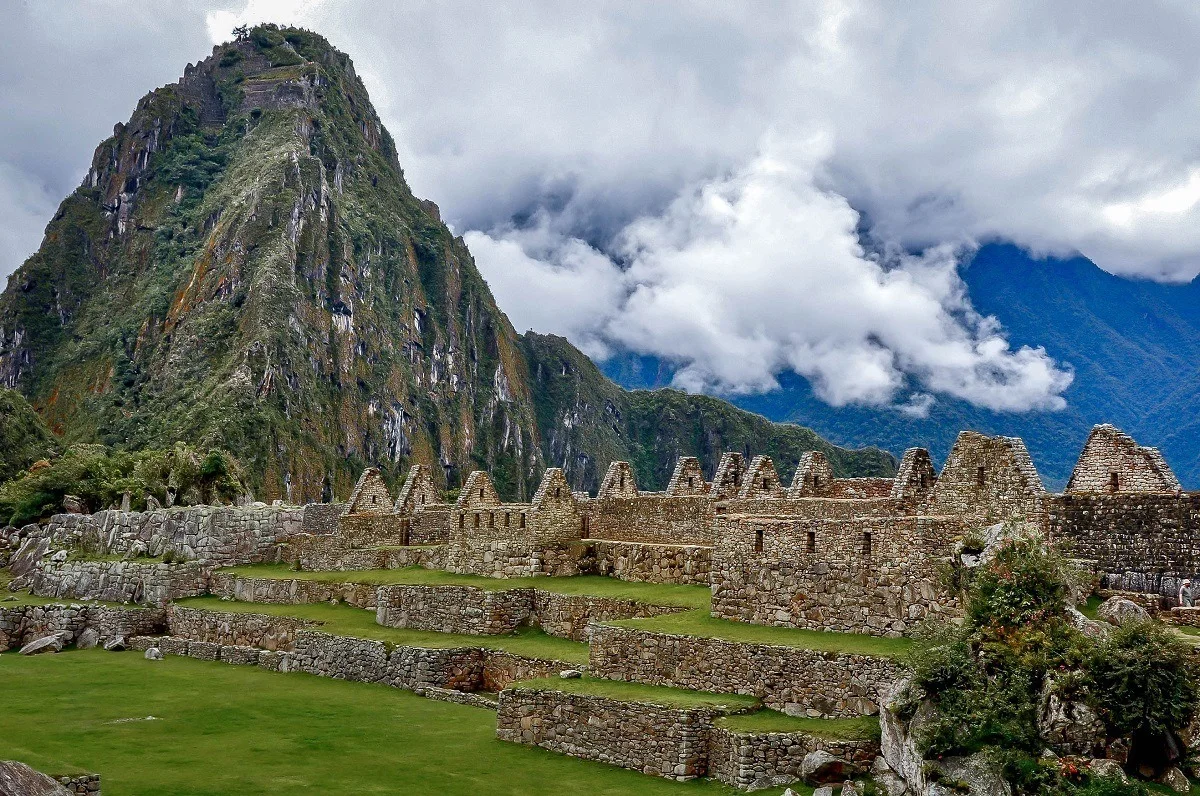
(144, 647), (163, 660)
(0, 761), (72, 796)
(19, 633), (66, 655)
(1096, 596), (1151, 626)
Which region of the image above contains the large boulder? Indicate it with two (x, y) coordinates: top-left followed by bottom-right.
(1037, 677), (1107, 757)
(103, 636), (127, 652)
(19, 634), (65, 656)
(1096, 597), (1151, 626)
(1067, 606), (1109, 639)
(75, 628), (100, 650)
(144, 647), (163, 661)
(802, 750), (860, 784)
(1160, 766), (1190, 793)
(0, 761), (71, 795)
(880, 679), (933, 794)
(929, 754), (1012, 796)
(1088, 759), (1128, 783)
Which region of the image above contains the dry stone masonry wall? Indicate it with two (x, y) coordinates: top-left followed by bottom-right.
(708, 725), (879, 791)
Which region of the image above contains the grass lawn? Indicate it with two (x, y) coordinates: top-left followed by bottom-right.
(174, 596), (590, 664)
(716, 710), (880, 740)
(0, 649), (807, 795)
(508, 675), (760, 711)
(1079, 595), (1103, 620)
(221, 564), (713, 609)
(607, 610), (912, 658)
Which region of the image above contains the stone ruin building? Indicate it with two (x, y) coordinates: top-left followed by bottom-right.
(5, 422), (1200, 791)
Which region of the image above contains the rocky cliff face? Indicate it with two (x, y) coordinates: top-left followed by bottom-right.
(0, 25), (892, 501)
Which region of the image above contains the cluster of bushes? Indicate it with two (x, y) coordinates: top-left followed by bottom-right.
(905, 534), (1198, 795)
(0, 443), (250, 526)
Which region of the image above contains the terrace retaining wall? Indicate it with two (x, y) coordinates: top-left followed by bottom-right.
(165, 605), (313, 651)
(16, 560), (210, 606)
(585, 540), (713, 586)
(589, 624), (902, 718)
(496, 688), (724, 781)
(708, 725), (879, 791)
(0, 603), (165, 650)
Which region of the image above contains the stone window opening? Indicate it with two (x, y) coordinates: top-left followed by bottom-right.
(480, 487), (485, 499)
(1109, 472), (1119, 492)
(687, 476), (695, 489)
(618, 473), (625, 491)
(761, 477), (771, 490)
(733, 471), (741, 487)
(554, 487), (562, 498)
(807, 530), (816, 553)
(862, 532), (873, 556)
(812, 474), (821, 490)
(581, 516), (590, 536)
(754, 528), (764, 553)
(519, 512), (526, 528)
(400, 518), (410, 546)
(473, 513), (481, 528)
(918, 473), (927, 488)
(371, 495), (377, 505)
(488, 512), (495, 528)
(976, 466), (986, 486)
(504, 513), (511, 527)
(458, 512), (465, 529)
(419, 494), (425, 505)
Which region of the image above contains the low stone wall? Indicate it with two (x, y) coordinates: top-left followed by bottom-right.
(288, 534), (446, 572)
(418, 686), (500, 709)
(481, 652), (580, 692)
(207, 573), (376, 608)
(0, 603), (165, 651)
(375, 585), (529, 636)
(589, 625), (902, 717)
(374, 583), (684, 641)
(16, 560), (209, 606)
(708, 725), (879, 791)
(496, 687), (723, 780)
(40, 505), (303, 565)
(284, 631), (483, 690)
(586, 540), (712, 586)
(54, 773), (102, 794)
(166, 605), (313, 651)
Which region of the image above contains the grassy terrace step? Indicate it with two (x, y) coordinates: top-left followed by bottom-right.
(173, 596), (590, 665)
(716, 711), (881, 740)
(509, 675), (759, 711)
(2, 649), (774, 795)
(606, 610), (912, 659)
(221, 564), (713, 610)
(1, 571), (126, 608)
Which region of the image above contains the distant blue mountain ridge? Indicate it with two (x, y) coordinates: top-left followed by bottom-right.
(601, 243), (1200, 490)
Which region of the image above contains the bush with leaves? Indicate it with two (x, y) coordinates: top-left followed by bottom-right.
(0, 442), (250, 525)
(906, 531), (1196, 795)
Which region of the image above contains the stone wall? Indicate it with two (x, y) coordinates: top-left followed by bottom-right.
(496, 687), (724, 780)
(375, 583), (685, 641)
(1065, 425), (1181, 494)
(287, 533), (445, 571)
(1048, 493), (1200, 601)
(299, 503), (345, 535)
(16, 560), (210, 606)
(54, 773), (102, 795)
(711, 514), (961, 636)
(284, 631), (483, 690)
(0, 603), (165, 650)
(586, 495), (714, 545)
(38, 504), (303, 565)
(166, 605), (312, 650)
(708, 725), (879, 791)
(929, 431), (1046, 525)
(585, 540), (713, 585)
(589, 624), (902, 718)
(481, 652), (580, 691)
(207, 573), (377, 608)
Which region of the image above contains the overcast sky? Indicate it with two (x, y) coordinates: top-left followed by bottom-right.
(4, 1), (1200, 414)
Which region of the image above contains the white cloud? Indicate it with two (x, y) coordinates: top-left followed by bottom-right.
(472, 135), (1074, 411)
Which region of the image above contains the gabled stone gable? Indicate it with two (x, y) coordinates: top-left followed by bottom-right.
(598, 461), (638, 498)
(889, 448), (938, 503)
(666, 457), (709, 496)
(342, 468), (393, 516)
(930, 431), (1045, 524)
(789, 451), (835, 498)
(457, 471), (503, 510)
(737, 456), (785, 499)
(711, 453), (747, 500)
(1065, 424), (1182, 494)
(394, 464), (439, 514)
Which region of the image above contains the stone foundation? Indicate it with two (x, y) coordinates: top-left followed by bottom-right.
(589, 624), (901, 717)
(16, 560), (210, 606)
(165, 605), (313, 651)
(54, 773), (102, 795)
(585, 540), (712, 585)
(287, 534), (446, 571)
(0, 603), (166, 650)
(207, 573), (376, 608)
(496, 687), (726, 781)
(708, 725), (879, 791)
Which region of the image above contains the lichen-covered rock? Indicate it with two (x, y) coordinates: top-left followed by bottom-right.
(0, 760), (71, 796)
(802, 750), (855, 784)
(1088, 759), (1128, 783)
(75, 628), (100, 650)
(144, 647), (163, 661)
(1037, 677), (1106, 757)
(19, 634), (64, 655)
(929, 754), (1012, 796)
(1160, 765), (1190, 793)
(1097, 596), (1151, 626)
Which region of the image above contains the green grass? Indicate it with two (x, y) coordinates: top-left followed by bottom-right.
(174, 596), (589, 664)
(0, 648), (804, 795)
(508, 675), (759, 711)
(716, 710), (880, 740)
(221, 564), (712, 609)
(1080, 595), (1103, 620)
(608, 610), (912, 658)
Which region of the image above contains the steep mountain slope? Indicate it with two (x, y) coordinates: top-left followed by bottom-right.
(607, 244), (1200, 489)
(0, 25), (891, 500)
(0, 388), (55, 483)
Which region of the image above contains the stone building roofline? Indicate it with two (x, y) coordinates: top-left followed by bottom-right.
(1064, 424), (1182, 494)
(532, 467), (575, 506)
(598, 461), (639, 498)
(889, 448), (938, 501)
(666, 457), (709, 496)
(456, 471), (502, 509)
(711, 453), (748, 499)
(342, 467), (393, 516)
(737, 456), (785, 499)
(789, 451), (835, 498)
(394, 463), (438, 513)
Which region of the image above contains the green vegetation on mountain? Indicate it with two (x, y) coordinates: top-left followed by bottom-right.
(0, 24), (891, 503)
(0, 388), (55, 484)
(0, 443), (248, 526)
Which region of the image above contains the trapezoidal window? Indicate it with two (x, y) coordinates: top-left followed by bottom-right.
(761, 477), (771, 490)
(976, 466), (986, 486)
(618, 473), (625, 490)
(419, 494), (425, 505)
(458, 512), (465, 529)
(519, 512), (526, 528)
(754, 528), (764, 553)
(862, 532), (873, 556)
(581, 516), (590, 536)
(687, 476), (695, 489)
(473, 513), (481, 528)
(1109, 472), (1120, 492)
(806, 530), (816, 553)
(504, 513), (511, 527)
(812, 475), (821, 489)
(480, 487), (485, 499)
(370, 495), (377, 505)
(488, 512), (495, 528)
